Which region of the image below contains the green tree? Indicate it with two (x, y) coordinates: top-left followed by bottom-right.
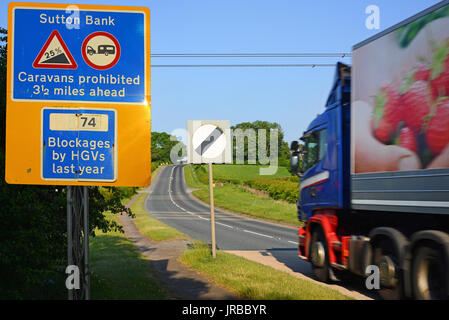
(0, 28), (132, 299)
(151, 131), (184, 164)
(231, 120), (290, 167)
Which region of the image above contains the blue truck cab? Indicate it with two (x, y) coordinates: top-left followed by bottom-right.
(295, 63), (351, 222)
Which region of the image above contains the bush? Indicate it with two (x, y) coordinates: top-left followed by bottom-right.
(118, 187), (139, 200)
(151, 161), (162, 172)
(0, 28), (135, 299)
(0, 154), (134, 299)
(191, 165), (209, 184)
(244, 178), (299, 203)
(188, 164), (300, 203)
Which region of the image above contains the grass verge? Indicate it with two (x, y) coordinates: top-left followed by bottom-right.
(179, 242), (352, 300)
(184, 164), (300, 226)
(89, 210), (167, 299)
(130, 192), (189, 241)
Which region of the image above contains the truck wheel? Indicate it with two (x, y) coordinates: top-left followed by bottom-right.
(372, 239), (403, 300)
(412, 244), (448, 300)
(310, 228), (330, 283)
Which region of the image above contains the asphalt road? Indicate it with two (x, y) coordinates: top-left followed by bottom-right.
(145, 165), (298, 251)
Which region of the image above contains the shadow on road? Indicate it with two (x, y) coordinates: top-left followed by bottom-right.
(266, 248), (379, 300)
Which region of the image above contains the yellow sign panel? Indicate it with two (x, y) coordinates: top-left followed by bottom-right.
(5, 3), (151, 186)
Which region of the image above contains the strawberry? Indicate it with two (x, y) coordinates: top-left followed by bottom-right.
(401, 63), (431, 92)
(426, 98), (449, 155)
(401, 81), (432, 133)
(430, 41), (449, 99)
(413, 63), (431, 82)
(372, 117), (393, 144)
(381, 85), (402, 130)
(400, 62), (431, 95)
(430, 67), (449, 99)
(398, 127), (417, 153)
(372, 85), (402, 144)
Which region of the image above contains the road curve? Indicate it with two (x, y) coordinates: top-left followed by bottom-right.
(145, 165), (298, 250)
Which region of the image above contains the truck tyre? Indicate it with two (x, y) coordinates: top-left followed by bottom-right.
(412, 244), (449, 300)
(372, 238), (403, 300)
(310, 227), (330, 283)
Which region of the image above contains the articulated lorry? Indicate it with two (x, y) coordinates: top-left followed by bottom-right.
(290, 1), (449, 300)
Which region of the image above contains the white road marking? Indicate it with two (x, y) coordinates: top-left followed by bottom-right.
(216, 222), (234, 229)
(243, 229), (274, 239)
(163, 165), (295, 245)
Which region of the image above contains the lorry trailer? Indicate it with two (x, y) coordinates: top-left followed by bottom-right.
(290, 0), (449, 300)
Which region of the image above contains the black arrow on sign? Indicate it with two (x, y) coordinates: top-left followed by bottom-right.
(195, 126), (224, 156)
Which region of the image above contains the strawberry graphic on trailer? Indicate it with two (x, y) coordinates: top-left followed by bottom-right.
(372, 85), (401, 143)
(372, 117), (393, 144)
(430, 41), (449, 99)
(413, 63), (431, 82)
(402, 81), (432, 133)
(398, 127), (418, 153)
(426, 98), (449, 155)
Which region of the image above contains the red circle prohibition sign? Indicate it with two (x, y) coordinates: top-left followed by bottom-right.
(81, 31), (121, 70)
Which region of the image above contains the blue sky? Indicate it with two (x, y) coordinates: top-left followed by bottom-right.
(0, 0), (442, 143)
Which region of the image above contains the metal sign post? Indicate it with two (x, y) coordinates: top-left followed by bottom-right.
(67, 186), (90, 300)
(83, 186), (90, 300)
(187, 120), (232, 258)
(208, 163), (216, 259)
(67, 186), (73, 300)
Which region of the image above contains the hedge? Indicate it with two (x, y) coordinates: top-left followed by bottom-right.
(243, 177), (299, 203)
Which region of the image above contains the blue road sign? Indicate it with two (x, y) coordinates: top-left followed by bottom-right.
(42, 108), (117, 182)
(12, 7), (147, 104)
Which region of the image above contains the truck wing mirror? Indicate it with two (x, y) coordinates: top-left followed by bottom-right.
(290, 154), (300, 175)
(290, 140), (303, 177)
(290, 140), (299, 151)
